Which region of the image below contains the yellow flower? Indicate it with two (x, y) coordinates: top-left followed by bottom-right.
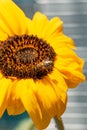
(0, 0), (85, 129)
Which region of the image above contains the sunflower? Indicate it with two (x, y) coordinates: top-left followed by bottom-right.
(0, 0), (85, 130)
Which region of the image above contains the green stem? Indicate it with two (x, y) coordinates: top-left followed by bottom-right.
(54, 117), (65, 130)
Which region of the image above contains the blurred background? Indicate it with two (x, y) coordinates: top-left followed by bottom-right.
(0, 0), (87, 130)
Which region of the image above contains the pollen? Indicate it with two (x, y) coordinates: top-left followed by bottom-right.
(0, 35), (56, 79)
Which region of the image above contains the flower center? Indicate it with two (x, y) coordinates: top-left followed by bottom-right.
(0, 35), (56, 79)
(16, 47), (38, 64)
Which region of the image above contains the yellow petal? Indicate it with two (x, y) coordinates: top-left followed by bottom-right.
(0, 72), (3, 79)
(48, 68), (68, 104)
(30, 12), (63, 41)
(0, 78), (12, 117)
(27, 12), (48, 38)
(4, 79), (25, 115)
(42, 17), (63, 40)
(36, 79), (58, 115)
(0, 0), (29, 37)
(35, 73), (67, 128)
(55, 55), (86, 88)
(47, 70), (68, 117)
(7, 98), (25, 115)
(14, 79), (48, 130)
(55, 46), (77, 58)
(48, 33), (75, 49)
(0, 30), (8, 41)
